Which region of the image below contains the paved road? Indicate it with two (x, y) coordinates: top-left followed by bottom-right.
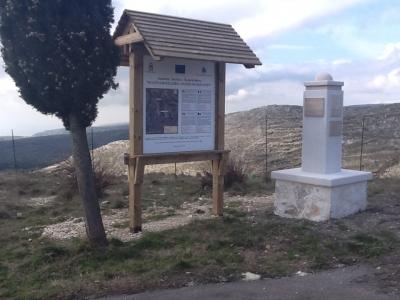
(101, 265), (397, 300)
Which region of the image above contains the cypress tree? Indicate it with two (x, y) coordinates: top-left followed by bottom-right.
(0, 0), (120, 247)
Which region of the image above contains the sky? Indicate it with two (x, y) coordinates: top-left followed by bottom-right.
(0, 0), (399, 136)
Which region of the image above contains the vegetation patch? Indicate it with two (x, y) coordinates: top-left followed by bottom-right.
(1, 172), (400, 299)
(2, 206), (399, 299)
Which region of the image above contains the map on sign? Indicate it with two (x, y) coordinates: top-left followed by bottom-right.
(145, 88), (179, 134)
(143, 56), (216, 154)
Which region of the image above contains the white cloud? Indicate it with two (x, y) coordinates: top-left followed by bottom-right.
(226, 88), (249, 102)
(379, 42), (400, 60)
(316, 23), (384, 58)
(115, 0), (367, 40)
(332, 59), (351, 65)
(226, 80), (304, 113)
(225, 41), (400, 113)
(0, 75), (17, 95)
(268, 44), (311, 51)
(233, 0), (367, 39)
(371, 68), (400, 89)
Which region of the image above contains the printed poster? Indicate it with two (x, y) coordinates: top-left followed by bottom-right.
(143, 56), (215, 154)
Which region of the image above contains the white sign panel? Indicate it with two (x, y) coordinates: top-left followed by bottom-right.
(143, 56), (215, 154)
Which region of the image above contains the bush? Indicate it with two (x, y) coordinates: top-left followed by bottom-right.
(224, 158), (247, 189)
(200, 158), (248, 191)
(199, 171), (213, 191)
(59, 159), (114, 199)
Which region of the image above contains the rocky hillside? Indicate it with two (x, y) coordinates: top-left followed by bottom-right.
(51, 103), (400, 177)
(226, 103), (400, 175)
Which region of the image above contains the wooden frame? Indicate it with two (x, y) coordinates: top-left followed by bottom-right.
(126, 43), (228, 233)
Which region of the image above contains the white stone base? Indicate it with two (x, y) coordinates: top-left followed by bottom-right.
(271, 168), (373, 222)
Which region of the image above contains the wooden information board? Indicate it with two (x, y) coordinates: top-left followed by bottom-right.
(113, 9), (261, 233)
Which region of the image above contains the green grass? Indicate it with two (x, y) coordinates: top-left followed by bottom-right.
(1, 208), (399, 299)
(1, 172), (400, 299)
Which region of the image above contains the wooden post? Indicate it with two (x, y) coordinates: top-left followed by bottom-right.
(212, 62), (226, 216)
(128, 43), (145, 233)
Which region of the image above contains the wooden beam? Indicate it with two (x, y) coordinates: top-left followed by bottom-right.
(131, 44), (145, 155)
(128, 44), (145, 233)
(129, 150), (229, 166)
(132, 157), (145, 233)
(215, 62), (226, 151)
(212, 152), (228, 216)
(212, 62), (226, 216)
(114, 32), (144, 46)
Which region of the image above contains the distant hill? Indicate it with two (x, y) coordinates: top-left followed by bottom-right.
(0, 136), (24, 141)
(33, 123), (128, 137)
(1, 103), (400, 173)
(0, 128), (128, 170)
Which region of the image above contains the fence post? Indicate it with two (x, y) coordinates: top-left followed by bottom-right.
(174, 162), (177, 179)
(265, 110), (269, 182)
(359, 116), (366, 171)
(11, 129), (17, 170)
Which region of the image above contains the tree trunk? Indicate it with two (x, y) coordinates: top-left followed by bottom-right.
(69, 113), (108, 247)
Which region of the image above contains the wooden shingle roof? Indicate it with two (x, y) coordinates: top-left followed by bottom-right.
(114, 10), (262, 68)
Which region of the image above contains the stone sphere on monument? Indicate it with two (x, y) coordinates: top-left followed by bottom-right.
(315, 72), (333, 81)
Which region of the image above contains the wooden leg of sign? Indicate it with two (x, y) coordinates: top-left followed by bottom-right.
(129, 157), (145, 233)
(128, 157), (136, 231)
(212, 153), (228, 216)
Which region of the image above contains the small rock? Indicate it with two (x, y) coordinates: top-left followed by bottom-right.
(296, 271), (308, 277)
(242, 272), (261, 281)
(101, 201), (110, 206)
(185, 281), (195, 287)
(28, 239), (32, 242)
(16, 212), (23, 219)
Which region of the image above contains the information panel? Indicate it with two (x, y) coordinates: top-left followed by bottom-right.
(143, 56), (215, 154)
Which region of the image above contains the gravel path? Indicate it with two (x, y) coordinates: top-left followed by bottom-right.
(41, 195), (274, 242)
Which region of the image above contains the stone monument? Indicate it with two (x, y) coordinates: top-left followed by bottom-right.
(271, 73), (373, 221)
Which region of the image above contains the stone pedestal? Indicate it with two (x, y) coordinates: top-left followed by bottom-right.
(272, 168), (372, 221)
(271, 73), (373, 221)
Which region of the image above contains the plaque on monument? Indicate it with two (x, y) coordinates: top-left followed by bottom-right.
(304, 98), (325, 117)
(330, 95), (343, 118)
(329, 120), (342, 137)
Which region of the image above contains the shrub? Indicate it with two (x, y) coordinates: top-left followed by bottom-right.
(200, 171), (213, 191)
(224, 158), (247, 189)
(200, 158), (248, 191)
(59, 159), (114, 199)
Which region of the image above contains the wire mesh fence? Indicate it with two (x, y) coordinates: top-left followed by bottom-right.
(263, 111), (400, 179)
(1, 109), (399, 178)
